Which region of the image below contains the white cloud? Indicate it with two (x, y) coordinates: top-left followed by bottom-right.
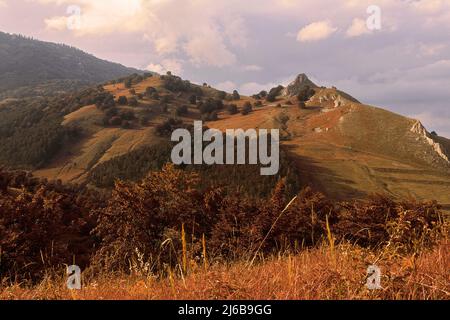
(297, 20), (337, 42)
(147, 59), (184, 76)
(238, 75), (294, 95)
(214, 81), (237, 93)
(239, 82), (274, 95)
(346, 18), (371, 37)
(33, 0), (250, 68)
(183, 28), (236, 67)
(41, 0), (146, 34)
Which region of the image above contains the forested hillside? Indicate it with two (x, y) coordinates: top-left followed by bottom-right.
(0, 32), (141, 96)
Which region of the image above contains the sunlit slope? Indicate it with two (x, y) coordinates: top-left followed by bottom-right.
(33, 74), (450, 211)
(211, 89), (450, 208)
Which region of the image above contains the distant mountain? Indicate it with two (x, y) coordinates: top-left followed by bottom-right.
(0, 32), (141, 95)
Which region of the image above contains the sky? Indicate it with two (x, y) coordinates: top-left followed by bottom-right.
(0, 0), (449, 137)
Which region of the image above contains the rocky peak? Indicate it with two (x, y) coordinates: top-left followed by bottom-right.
(282, 73), (318, 97)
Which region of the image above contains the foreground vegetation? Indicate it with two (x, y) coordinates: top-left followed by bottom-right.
(0, 164), (448, 300)
(1, 241), (448, 300)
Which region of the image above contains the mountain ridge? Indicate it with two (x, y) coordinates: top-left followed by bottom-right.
(0, 31), (142, 95)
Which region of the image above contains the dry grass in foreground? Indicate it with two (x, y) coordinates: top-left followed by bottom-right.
(1, 241), (448, 300)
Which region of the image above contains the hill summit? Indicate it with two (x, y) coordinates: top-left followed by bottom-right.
(282, 73), (318, 97)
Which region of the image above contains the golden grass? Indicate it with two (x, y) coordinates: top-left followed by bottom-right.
(1, 241), (448, 300)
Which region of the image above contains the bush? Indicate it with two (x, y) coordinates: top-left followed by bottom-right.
(241, 102), (253, 115)
(128, 97), (138, 107)
(145, 87), (157, 97)
(161, 74), (191, 92)
(91, 164), (212, 271)
(105, 107), (118, 118)
(227, 104), (238, 115)
(95, 93), (116, 110)
(151, 92), (160, 100)
(232, 90), (240, 100)
(124, 79), (132, 88)
(121, 120), (131, 129)
(0, 170), (101, 280)
(155, 118), (183, 137)
(175, 105), (189, 116)
(120, 111), (135, 121)
(140, 116), (149, 126)
(216, 91), (227, 100)
(297, 86), (315, 102)
(199, 98), (223, 114)
(252, 90), (267, 100)
(109, 116), (122, 126)
(117, 96), (128, 105)
(161, 95), (173, 104)
(266, 85), (284, 102)
(202, 111), (218, 121)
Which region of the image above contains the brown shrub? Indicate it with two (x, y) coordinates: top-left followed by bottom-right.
(334, 195), (446, 253)
(0, 171), (101, 281)
(91, 164), (220, 272)
(0, 166), (446, 283)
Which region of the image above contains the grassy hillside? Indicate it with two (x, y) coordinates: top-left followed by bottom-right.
(0, 69), (447, 210)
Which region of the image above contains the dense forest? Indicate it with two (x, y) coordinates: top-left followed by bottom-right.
(88, 139), (301, 198)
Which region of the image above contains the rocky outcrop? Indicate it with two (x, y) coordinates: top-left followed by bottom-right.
(282, 73), (317, 97)
(411, 120), (449, 163)
(316, 92), (350, 109)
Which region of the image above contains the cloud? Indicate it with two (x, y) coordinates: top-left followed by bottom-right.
(32, 0), (252, 68)
(237, 75), (295, 95)
(146, 59), (184, 76)
(297, 21), (337, 42)
(346, 18), (370, 37)
(183, 28), (236, 67)
(214, 81), (237, 93)
(41, 0), (146, 34)
(216, 79), (287, 96)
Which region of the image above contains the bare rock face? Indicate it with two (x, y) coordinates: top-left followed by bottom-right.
(282, 73), (318, 97)
(411, 120), (449, 163)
